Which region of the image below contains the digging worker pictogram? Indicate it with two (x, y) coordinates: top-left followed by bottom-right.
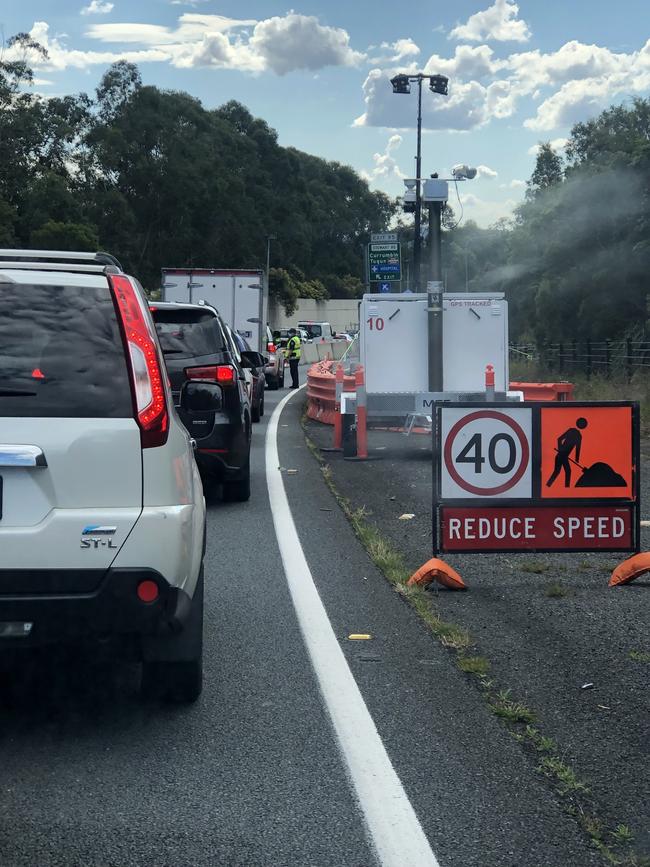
(546, 417), (588, 488)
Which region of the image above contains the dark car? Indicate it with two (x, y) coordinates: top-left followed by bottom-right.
(150, 301), (264, 502)
(233, 329), (265, 422)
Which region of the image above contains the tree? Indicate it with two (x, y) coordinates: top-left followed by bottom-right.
(31, 220), (98, 251)
(526, 143), (564, 200)
(95, 61), (142, 121)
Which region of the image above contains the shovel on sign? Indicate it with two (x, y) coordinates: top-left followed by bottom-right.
(557, 450), (627, 488)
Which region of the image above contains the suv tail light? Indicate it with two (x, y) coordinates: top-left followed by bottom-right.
(267, 342), (276, 354)
(110, 274), (169, 449)
(185, 364), (236, 385)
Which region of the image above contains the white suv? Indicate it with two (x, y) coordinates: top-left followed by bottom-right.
(0, 250), (206, 702)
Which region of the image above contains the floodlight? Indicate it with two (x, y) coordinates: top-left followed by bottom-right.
(390, 74), (411, 94)
(429, 75), (449, 96)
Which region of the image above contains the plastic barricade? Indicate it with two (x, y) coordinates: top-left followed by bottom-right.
(510, 382), (574, 401)
(306, 360), (355, 425)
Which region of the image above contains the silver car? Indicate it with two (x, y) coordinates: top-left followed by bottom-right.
(0, 249), (206, 702)
(264, 325), (285, 389)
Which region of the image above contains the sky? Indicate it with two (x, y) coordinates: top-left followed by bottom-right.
(3, 0), (650, 226)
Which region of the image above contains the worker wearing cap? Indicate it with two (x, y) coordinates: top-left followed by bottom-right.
(284, 328), (301, 389)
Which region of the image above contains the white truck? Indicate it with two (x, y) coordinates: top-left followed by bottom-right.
(297, 320), (334, 342)
(161, 268), (266, 352)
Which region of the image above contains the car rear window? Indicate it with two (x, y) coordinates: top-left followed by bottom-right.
(152, 309), (226, 359)
(0, 281), (133, 418)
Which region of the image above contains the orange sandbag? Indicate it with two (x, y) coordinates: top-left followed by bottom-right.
(609, 553), (650, 587)
(407, 557), (467, 591)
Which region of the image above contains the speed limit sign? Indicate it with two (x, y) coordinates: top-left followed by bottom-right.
(440, 407), (533, 499)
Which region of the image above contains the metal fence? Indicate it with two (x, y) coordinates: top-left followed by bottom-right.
(509, 340), (650, 381)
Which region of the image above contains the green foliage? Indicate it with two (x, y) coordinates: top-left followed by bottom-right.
(0, 47), (396, 292)
(30, 220), (98, 251)
(441, 99), (650, 344)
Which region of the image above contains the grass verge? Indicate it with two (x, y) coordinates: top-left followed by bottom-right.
(302, 418), (646, 864)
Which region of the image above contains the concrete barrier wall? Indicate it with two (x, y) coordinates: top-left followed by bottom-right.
(301, 341), (350, 363)
(269, 298), (359, 335)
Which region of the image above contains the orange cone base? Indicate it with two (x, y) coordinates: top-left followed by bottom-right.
(407, 558), (467, 591)
(609, 552), (650, 587)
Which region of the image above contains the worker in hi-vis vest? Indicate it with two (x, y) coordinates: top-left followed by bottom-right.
(284, 328), (301, 389)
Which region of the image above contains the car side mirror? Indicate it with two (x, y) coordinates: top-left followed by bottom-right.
(180, 381), (222, 412)
(241, 350), (266, 368)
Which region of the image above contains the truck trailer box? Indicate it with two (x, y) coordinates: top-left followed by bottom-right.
(360, 292), (509, 397)
(161, 269), (265, 352)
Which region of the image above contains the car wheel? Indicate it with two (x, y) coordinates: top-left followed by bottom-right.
(267, 374), (279, 391)
(280, 367), (285, 388)
(141, 569), (204, 703)
(252, 395), (261, 423)
(222, 458), (251, 502)
(259, 393), (264, 419)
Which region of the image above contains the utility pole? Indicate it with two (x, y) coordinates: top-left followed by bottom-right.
(390, 72), (448, 293)
(427, 199), (444, 391)
(265, 235), (275, 336)
(413, 77), (423, 292)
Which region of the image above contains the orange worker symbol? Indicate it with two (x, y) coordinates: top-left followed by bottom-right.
(540, 406), (634, 500)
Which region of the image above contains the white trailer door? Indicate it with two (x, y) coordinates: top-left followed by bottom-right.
(161, 271), (191, 303)
(361, 296), (428, 394)
(233, 276), (263, 351)
(443, 296), (508, 392)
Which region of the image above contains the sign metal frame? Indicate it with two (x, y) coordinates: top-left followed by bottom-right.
(433, 401), (640, 555)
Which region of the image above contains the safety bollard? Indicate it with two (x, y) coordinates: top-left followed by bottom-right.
(333, 364), (344, 450)
(485, 364), (495, 402)
(342, 411), (357, 457)
(355, 366), (368, 460)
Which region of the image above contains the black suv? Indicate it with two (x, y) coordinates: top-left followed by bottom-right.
(151, 302), (265, 502)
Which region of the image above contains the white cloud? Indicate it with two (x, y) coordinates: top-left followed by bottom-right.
(423, 44), (502, 80)
(450, 0), (531, 44)
(500, 178), (526, 189)
(11, 21), (169, 70)
(525, 77), (624, 130)
(357, 34), (650, 134)
(80, 0), (113, 15)
(86, 14), (256, 45)
(247, 14), (364, 75)
(17, 12), (363, 76)
(354, 69), (493, 131)
(527, 138), (568, 156)
(368, 38), (420, 66)
(476, 164), (497, 178)
(362, 134), (406, 183)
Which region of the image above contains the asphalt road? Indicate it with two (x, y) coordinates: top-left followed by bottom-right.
(307, 415), (650, 863)
(0, 388), (603, 866)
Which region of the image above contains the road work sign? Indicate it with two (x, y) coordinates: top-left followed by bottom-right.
(540, 405), (634, 500)
(435, 402), (639, 554)
(441, 407), (532, 499)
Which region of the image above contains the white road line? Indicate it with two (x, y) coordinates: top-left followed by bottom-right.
(266, 388), (441, 867)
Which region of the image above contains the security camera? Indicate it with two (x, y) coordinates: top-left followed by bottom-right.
(452, 164), (477, 180)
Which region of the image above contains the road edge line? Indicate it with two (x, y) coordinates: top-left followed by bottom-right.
(266, 387), (441, 867)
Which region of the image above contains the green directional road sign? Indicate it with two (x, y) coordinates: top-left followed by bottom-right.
(367, 242), (401, 282)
